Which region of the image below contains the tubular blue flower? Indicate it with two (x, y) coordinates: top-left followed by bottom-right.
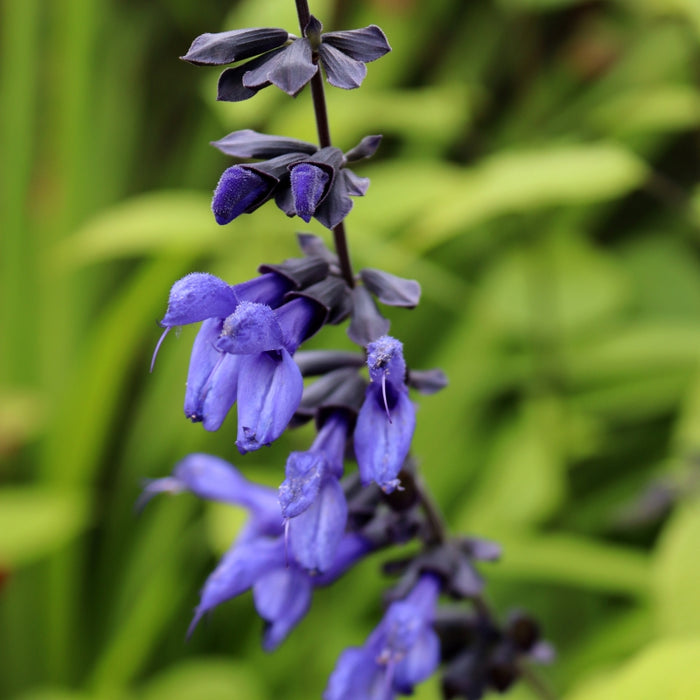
(354, 336), (416, 493)
(278, 411), (350, 572)
(181, 19), (390, 101)
(140, 453), (281, 539)
(324, 575), (441, 700)
(154, 271), (295, 430)
(192, 528), (372, 648)
(214, 298), (325, 453)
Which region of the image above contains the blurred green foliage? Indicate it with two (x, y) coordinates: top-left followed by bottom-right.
(2, 0), (700, 698)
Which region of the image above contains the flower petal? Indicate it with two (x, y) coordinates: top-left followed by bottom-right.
(161, 273), (238, 327)
(354, 387), (415, 493)
(347, 285), (391, 347)
(243, 39), (316, 96)
(360, 268), (421, 308)
(253, 566), (312, 651)
(217, 302), (284, 354)
(236, 349), (303, 453)
(324, 647), (380, 700)
(289, 476), (347, 572)
(290, 163), (331, 222)
(201, 352), (241, 431)
(318, 43), (367, 89)
(212, 166), (274, 225)
(181, 28), (289, 66)
(184, 318), (224, 422)
(189, 537), (284, 635)
(211, 129), (317, 158)
(279, 450), (325, 519)
(322, 25), (391, 63)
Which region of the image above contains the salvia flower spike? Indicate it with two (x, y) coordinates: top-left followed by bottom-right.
(143, 3), (552, 699)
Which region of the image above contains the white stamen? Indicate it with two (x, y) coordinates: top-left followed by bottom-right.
(150, 327), (171, 373)
(382, 372), (392, 423)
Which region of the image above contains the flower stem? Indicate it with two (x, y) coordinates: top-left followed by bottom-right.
(294, 0), (355, 288)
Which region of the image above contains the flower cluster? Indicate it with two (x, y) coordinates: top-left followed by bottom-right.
(144, 4), (552, 699)
(210, 130), (381, 229)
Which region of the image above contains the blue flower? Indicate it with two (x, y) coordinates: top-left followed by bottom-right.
(354, 336), (416, 493)
(209, 130), (381, 229)
(153, 271), (294, 431)
(154, 271), (333, 448)
(216, 298), (324, 453)
(140, 452), (371, 650)
(139, 452), (281, 538)
(324, 575), (441, 699)
(278, 411), (350, 572)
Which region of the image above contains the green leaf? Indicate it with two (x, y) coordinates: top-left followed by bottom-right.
(139, 659), (263, 700)
(564, 636), (700, 700)
(398, 143), (648, 252)
(457, 398), (567, 530)
(473, 232), (629, 338)
(490, 532), (650, 596)
(0, 488), (88, 567)
(0, 388), (45, 454)
(55, 192), (225, 267)
(653, 502), (700, 636)
(590, 85), (700, 136)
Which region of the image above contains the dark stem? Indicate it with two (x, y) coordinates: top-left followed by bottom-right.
(412, 471), (447, 545)
(294, 0), (355, 288)
(519, 662), (560, 700)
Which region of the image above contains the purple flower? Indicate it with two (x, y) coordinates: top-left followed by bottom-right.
(139, 453), (281, 539)
(209, 130), (381, 229)
(354, 336), (416, 493)
(153, 271), (295, 433)
(278, 411), (350, 572)
(216, 298), (324, 453)
(141, 454), (372, 650)
(325, 575), (441, 700)
(181, 20), (391, 101)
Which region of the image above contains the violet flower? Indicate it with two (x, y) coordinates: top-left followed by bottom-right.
(140, 452), (371, 650)
(324, 574), (441, 699)
(209, 130), (381, 229)
(354, 336), (416, 493)
(278, 410), (350, 572)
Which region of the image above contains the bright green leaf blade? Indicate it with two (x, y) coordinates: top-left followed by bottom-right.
(565, 636), (700, 700)
(139, 659), (263, 700)
(400, 143), (649, 252)
(458, 398), (567, 530)
(0, 488), (88, 567)
(653, 502), (700, 636)
(490, 532), (650, 596)
(55, 192), (225, 267)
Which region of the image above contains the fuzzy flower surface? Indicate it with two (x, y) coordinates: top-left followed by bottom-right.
(210, 130), (381, 229)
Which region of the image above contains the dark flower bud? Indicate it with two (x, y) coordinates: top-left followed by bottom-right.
(212, 166), (273, 224)
(290, 163), (331, 222)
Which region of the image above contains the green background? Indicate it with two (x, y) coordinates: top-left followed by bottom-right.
(2, 0), (700, 697)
